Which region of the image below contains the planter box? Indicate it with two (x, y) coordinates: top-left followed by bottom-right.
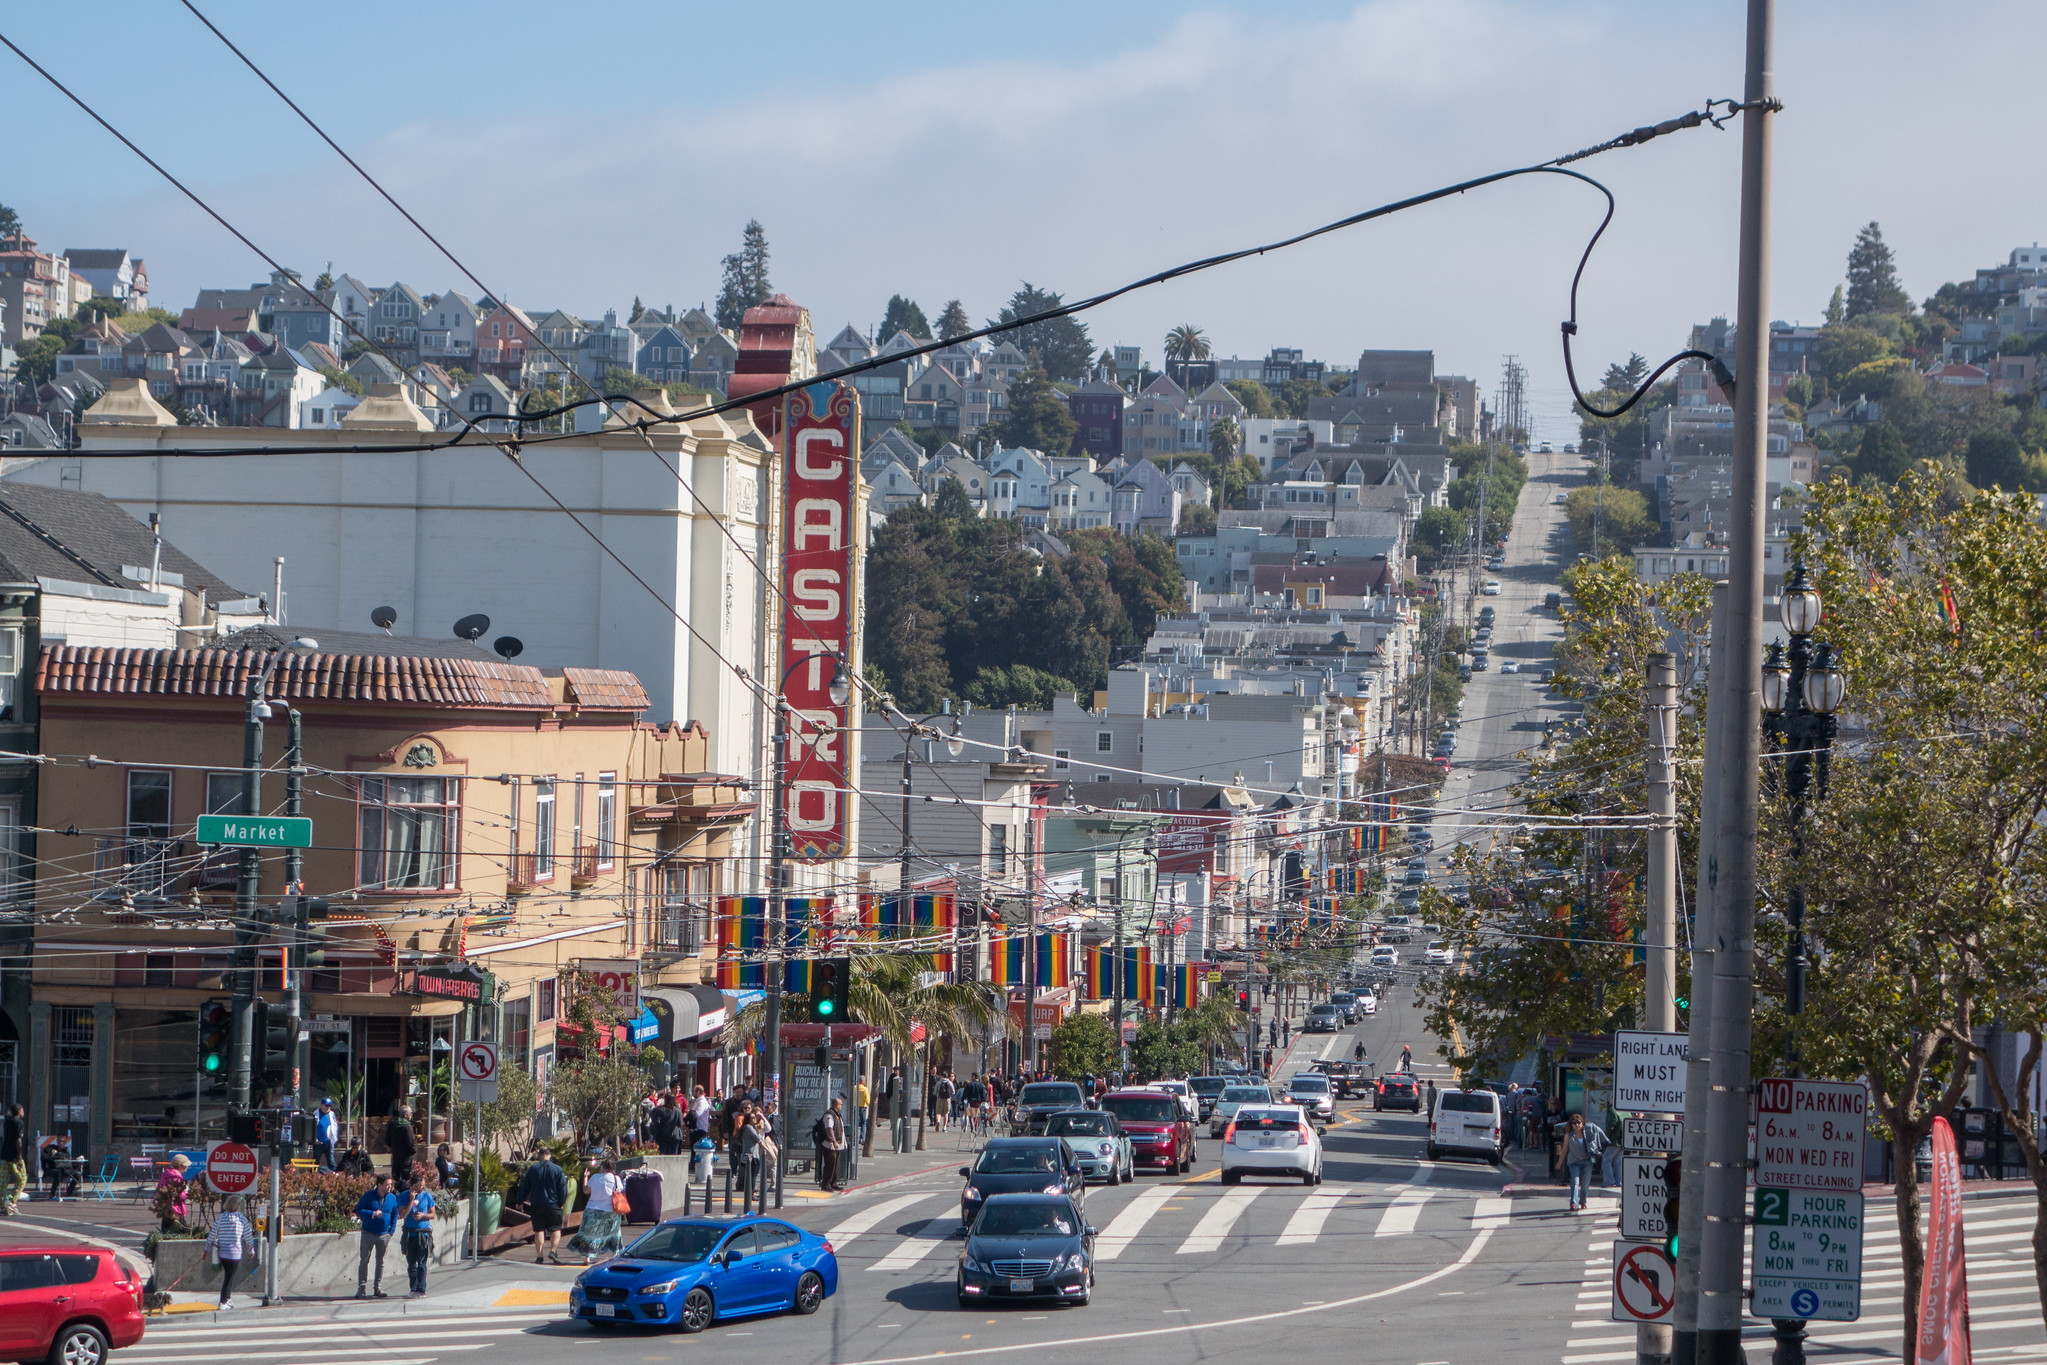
(152, 1201), (471, 1296)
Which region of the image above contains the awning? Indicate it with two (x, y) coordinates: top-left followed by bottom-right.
(627, 1006), (662, 1044)
(642, 983), (730, 1042)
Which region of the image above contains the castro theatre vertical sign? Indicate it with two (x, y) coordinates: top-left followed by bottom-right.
(782, 380), (862, 861)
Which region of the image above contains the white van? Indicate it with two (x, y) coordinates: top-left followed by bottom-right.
(1428, 1086), (1505, 1165)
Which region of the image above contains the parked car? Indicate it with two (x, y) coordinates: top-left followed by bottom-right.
(1428, 1086), (1506, 1165)
(1097, 1090), (1197, 1173)
(957, 1194), (1095, 1308)
(1482, 580), (1501, 595)
(0, 1244), (146, 1365)
(569, 1217), (838, 1332)
(1304, 1003), (1343, 1033)
(1220, 1105), (1323, 1185)
(1043, 1111), (1133, 1185)
(959, 1138), (1086, 1223)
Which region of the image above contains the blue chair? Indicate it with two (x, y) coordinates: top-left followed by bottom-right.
(92, 1155), (121, 1202)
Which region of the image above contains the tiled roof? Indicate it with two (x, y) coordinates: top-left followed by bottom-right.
(39, 646), (556, 709)
(562, 668), (649, 711)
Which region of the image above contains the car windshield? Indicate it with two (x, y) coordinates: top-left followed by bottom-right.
(1221, 1087), (1269, 1102)
(1290, 1076), (1330, 1092)
(975, 1202), (1077, 1238)
(1020, 1083), (1084, 1107)
(1442, 1092), (1497, 1113)
(1310, 1005), (1338, 1016)
(1100, 1095), (1179, 1123)
(624, 1223), (724, 1263)
(1190, 1078), (1228, 1095)
(1044, 1113), (1113, 1137)
(976, 1145), (1060, 1174)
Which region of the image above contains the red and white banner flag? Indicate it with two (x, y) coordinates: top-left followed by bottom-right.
(1916, 1116), (1972, 1365)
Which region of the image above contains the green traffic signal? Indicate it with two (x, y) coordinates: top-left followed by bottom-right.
(1664, 1233), (1679, 1260)
(817, 997), (835, 1017)
(202, 1053), (222, 1073)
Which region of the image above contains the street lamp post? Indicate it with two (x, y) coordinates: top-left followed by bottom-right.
(1757, 562), (1844, 1365)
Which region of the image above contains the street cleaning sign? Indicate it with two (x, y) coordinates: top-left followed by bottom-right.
(1613, 1030), (1688, 1112)
(1751, 1186), (1863, 1321)
(1755, 1077), (1865, 1191)
(196, 814), (312, 848)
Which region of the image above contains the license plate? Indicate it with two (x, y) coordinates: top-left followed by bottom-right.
(594, 1305), (617, 1318)
(1259, 1136), (1276, 1147)
(1010, 1278), (1034, 1293)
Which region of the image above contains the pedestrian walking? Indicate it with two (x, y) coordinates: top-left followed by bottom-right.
(0, 1103), (25, 1215)
(1561, 1112), (1605, 1213)
(651, 1093), (685, 1155)
(1399, 1043), (1412, 1071)
(571, 1160), (624, 1263)
(513, 1146), (569, 1264)
(399, 1173), (436, 1296)
(354, 1174), (400, 1298)
(314, 1098), (338, 1171)
(1261, 1045), (1273, 1074)
(385, 1105), (418, 1185)
(932, 1071), (954, 1133)
(155, 1154), (191, 1231)
(816, 1098), (847, 1190)
(1282, 1018), (1290, 1046)
(205, 1195), (257, 1309)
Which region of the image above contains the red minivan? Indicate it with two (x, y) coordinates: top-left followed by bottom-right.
(0, 1245), (146, 1365)
(1097, 1090), (1196, 1174)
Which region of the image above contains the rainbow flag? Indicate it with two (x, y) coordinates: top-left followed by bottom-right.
(715, 896), (766, 988)
(1035, 932), (1071, 988)
(1123, 947), (1155, 1008)
(1176, 963), (1201, 1009)
(780, 897), (834, 993)
(990, 933), (1026, 986)
(864, 894), (956, 968)
(1083, 946), (1110, 1000)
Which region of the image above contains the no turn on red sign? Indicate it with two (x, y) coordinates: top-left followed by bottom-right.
(205, 1140), (258, 1196)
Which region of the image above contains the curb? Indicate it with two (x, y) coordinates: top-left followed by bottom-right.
(806, 1158), (965, 1201)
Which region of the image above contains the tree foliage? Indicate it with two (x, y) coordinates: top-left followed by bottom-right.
(1564, 486), (1655, 556)
(1845, 221), (1912, 319)
(1445, 446), (1529, 543)
(1127, 1021), (1202, 1081)
(936, 300), (971, 342)
(1225, 380), (1275, 419)
(1208, 413), (1240, 460)
(1047, 1012), (1118, 1079)
(714, 219), (771, 330)
(989, 284), (1092, 382)
(985, 359), (1077, 453)
(960, 664), (1078, 710)
(1164, 324), (1210, 362)
(878, 294), (930, 340)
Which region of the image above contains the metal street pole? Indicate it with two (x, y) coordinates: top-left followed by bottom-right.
(1112, 843), (1127, 1073)
(1698, 7), (1777, 1362)
(1024, 813), (1040, 1076)
(766, 699), (789, 1153)
(284, 709), (307, 1114)
(229, 670), (267, 1110)
(1640, 653), (1680, 1365)
(1673, 583), (1729, 1365)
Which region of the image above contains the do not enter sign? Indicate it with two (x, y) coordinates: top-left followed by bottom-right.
(205, 1140), (259, 1195)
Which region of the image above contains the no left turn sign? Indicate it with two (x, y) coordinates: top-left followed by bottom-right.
(458, 1041), (499, 1102)
(1612, 1242), (1676, 1323)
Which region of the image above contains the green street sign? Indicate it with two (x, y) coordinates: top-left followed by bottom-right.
(196, 815), (313, 848)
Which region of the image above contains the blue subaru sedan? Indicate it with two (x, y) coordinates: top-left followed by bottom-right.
(570, 1216), (838, 1333)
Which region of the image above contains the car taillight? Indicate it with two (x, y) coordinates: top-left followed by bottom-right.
(1429, 1121), (1436, 1134)
(1222, 1122), (1236, 1143)
(822, 1241), (833, 1256)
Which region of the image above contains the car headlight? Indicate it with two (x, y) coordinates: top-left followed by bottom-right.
(964, 1186), (985, 1201)
(1098, 1141), (1114, 1155)
(637, 1280), (681, 1297)
(1042, 1182), (1065, 1194)
(1057, 1251), (1087, 1272)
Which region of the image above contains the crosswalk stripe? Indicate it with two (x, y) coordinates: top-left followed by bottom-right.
(128, 1337), (504, 1353)
(1471, 1196), (1513, 1230)
(1275, 1187), (1349, 1246)
(128, 1356), (469, 1365)
(1177, 1187), (1264, 1254)
(141, 1308), (564, 1339)
(869, 1217), (958, 1272)
(1375, 1189), (1437, 1237)
(826, 1190), (943, 1250)
(1093, 1183), (1179, 1260)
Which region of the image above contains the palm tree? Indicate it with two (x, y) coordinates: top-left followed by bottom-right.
(1164, 324), (1211, 364)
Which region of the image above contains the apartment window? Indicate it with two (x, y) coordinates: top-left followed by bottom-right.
(597, 774), (617, 867)
(1054, 749), (1070, 770)
(358, 776), (457, 890)
(1096, 773), (1112, 784)
(126, 770), (171, 840)
(0, 625), (18, 711)
(500, 997), (530, 1069)
(533, 778), (556, 879)
(1096, 732), (1113, 753)
(536, 977), (557, 1024)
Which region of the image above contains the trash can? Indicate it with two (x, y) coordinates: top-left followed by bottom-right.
(622, 1169), (664, 1224)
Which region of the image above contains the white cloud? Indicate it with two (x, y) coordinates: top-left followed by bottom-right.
(43, 0), (2047, 442)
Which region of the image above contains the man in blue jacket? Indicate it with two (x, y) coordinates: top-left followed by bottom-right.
(354, 1174), (402, 1298)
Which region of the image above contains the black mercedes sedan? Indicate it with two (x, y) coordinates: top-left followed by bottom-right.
(957, 1193), (1095, 1307)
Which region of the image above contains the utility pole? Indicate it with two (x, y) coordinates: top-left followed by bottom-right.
(1698, 9), (1777, 1364)
(1640, 654), (1679, 1365)
(1024, 811), (1039, 1076)
(228, 670), (267, 1110)
(284, 709), (306, 1113)
(1111, 841), (1127, 1069)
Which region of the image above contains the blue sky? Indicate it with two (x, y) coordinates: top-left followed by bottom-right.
(6, 1), (2043, 442)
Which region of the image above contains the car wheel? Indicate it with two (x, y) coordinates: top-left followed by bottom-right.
(1301, 1170), (1316, 1186)
(679, 1286), (715, 1334)
(1487, 1148), (1503, 1167)
(1220, 1169), (1240, 1185)
(1426, 1144), (1439, 1162)
(49, 1324), (108, 1365)
(794, 1269), (826, 1315)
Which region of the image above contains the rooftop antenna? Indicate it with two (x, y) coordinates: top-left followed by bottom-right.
(453, 613), (490, 641)
(370, 606), (397, 633)
(493, 636), (524, 660)
(273, 557), (285, 624)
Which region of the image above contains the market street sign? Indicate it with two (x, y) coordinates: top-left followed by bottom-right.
(1613, 1030), (1689, 1112)
(196, 814), (312, 848)
(1751, 1186), (1863, 1321)
(1755, 1077), (1866, 1191)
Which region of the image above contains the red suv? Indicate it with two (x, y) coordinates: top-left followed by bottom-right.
(1097, 1090), (1196, 1174)
(0, 1244), (146, 1365)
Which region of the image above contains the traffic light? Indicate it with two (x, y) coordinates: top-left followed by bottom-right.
(254, 998), (294, 1084)
(290, 1111), (318, 1148)
(807, 957), (850, 1024)
(300, 898), (332, 973)
(1235, 990), (1250, 1012)
(813, 1044), (830, 1071)
(1660, 1156), (1682, 1260)
(198, 999), (230, 1080)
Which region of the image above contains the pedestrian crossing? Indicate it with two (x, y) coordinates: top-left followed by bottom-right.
(1557, 1191), (2045, 1365)
(121, 1302), (565, 1365)
(825, 1173), (1526, 1268)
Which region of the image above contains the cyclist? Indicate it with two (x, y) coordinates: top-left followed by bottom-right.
(1399, 1043), (1413, 1071)
(1353, 1041), (1366, 1064)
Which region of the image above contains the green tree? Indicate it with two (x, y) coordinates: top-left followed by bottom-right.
(1824, 283), (1845, 327)
(961, 664), (1077, 710)
(1845, 221), (1912, 318)
(936, 299), (971, 342)
(1208, 413), (1240, 460)
(1276, 377), (1327, 419)
(1600, 353), (1649, 391)
(318, 365), (362, 396)
(985, 360), (1077, 453)
(1966, 429), (2025, 490)
(878, 294), (930, 340)
(12, 333), (64, 386)
(1225, 380), (1275, 419)
(1127, 1021), (1201, 1081)
(1177, 502), (1216, 535)
(931, 476), (976, 520)
(989, 284), (1092, 382)
(1564, 486), (1654, 556)
(0, 203), (21, 242)
(1851, 421), (1912, 483)
(628, 297), (644, 324)
(1816, 324), (1895, 382)
(1222, 454), (1262, 509)
(714, 219), (771, 330)
(1163, 324), (1210, 362)
(1047, 1012), (1118, 1079)
(1411, 505), (1467, 566)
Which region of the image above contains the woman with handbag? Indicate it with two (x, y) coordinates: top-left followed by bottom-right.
(569, 1159), (625, 1263)
(204, 1195), (257, 1309)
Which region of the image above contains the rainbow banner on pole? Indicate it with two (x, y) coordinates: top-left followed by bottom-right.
(1122, 946), (1155, 1008)
(1035, 932), (1071, 989)
(715, 896), (765, 988)
(1083, 946), (1110, 1000)
(862, 892), (955, 971)
(989, 933), (1026, 986)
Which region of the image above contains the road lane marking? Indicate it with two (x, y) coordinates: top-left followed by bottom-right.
(1275, 1185), (1349, 1246)
(1375, 1188), (1437, 1236)
(1176, 1186), (1262, 1254)
(1470, 1196), (1512, 1229)
(869, 1217), (957, 1271)
(1092, 1182), (1177, 1260)
(825, 1190), (944, 1250)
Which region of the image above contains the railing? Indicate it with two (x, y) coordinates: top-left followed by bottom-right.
(644, 899), (704, 959)
(93, 838), (186, 901)
(506, 853), (537, 893)
(571, 843), (600, 886)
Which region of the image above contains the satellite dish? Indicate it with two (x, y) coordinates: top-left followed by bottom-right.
(453, 613), (490, 641)
(493, 636), (524, 660)
(370, 605), (397, 632)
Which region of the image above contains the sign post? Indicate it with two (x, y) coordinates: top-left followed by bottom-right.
(457, 1042), (497, 1263)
